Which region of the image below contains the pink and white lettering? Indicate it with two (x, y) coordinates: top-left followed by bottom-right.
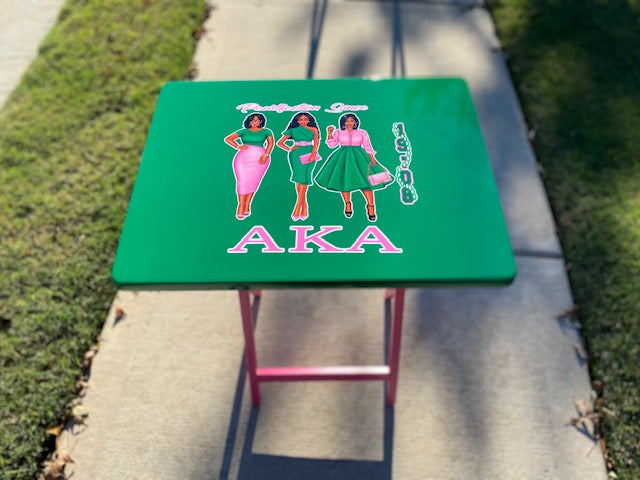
(227, 226), (285, 253)
(288, 226), (345, 253)
(236, 103), (321, 114)
(344, 226), (403, 253)
(236, 102), (368, 115)
(324, 102), (369, 113)
(228, 225), (402, 254)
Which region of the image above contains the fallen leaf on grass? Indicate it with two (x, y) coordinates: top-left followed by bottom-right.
(43, 458), (66, 480)
(82, 351), (96, 369)
(575, 398), (590, 417)
(591, 380), (604, 396)
(567, 386), (617, 472)
(192, 26), (205, 39)
(187, 63), (198, 79)
(75, 379), (89, 392)
(71, 405), (89, 425)
(41, 449), (74, 480)
(567, 411), (601, 427)
(81, 343), (100, 369)
(46, 425), (63, 437)
(567, 398), (603, 432)
(557, 305), (579, 320)
(45, 425), (64, 451)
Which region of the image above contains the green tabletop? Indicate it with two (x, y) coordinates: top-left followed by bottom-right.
(112, 78), (516, 289)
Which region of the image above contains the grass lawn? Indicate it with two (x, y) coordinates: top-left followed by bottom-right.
(0, 0), (207, 478)
(490, 1), (640, 478)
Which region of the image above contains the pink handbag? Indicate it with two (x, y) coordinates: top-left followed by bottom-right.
(367, 161), (392, 185)
(299, 152), (321, 164)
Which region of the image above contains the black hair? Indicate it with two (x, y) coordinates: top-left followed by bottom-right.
(243, 113), (267, 128)
(339, 113), (360, 130)
(285, 112), (319, 130)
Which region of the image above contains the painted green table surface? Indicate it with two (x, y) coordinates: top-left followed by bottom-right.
(112, 78), (516, 289)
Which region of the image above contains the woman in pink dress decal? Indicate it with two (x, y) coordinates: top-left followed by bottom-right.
(314, 113), (393, 221)
(224, 113), (274, 220)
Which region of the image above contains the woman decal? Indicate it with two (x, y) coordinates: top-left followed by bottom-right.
(276, 112), (321, 221)
(224, 113), (274, 220)
(314, 113), (393, 221)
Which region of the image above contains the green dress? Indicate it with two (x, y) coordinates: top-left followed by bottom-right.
(283, 126), (317, 185)
(314, 128), (393, 192)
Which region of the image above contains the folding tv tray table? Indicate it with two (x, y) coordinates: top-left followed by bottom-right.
(112, 78), (516, 407)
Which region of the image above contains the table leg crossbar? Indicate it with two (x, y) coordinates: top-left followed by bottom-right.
(238, 288), (406, 406)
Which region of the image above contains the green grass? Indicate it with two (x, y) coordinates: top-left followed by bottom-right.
(0, 1), (207, 478)
(490, 1), (640, 478)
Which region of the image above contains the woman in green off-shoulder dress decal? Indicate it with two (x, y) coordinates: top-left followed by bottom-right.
(276, 112), (321, 221)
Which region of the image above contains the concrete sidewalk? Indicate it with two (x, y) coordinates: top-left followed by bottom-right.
(3, 0), (608, 478)
(0, 0), (66, 109)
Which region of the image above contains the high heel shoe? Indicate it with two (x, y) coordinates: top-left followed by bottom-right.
(291, 204), (301, 221)
(299, 202), (309, 220)
(344, 201), (353, 218)
(366, 204), (376, 222)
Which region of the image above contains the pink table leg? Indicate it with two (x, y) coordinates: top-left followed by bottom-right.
(386, 288), (406, 405)
(238, 290), (260, 406)
(238, 288), (406, 406)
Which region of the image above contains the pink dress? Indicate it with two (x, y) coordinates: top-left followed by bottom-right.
(231, 128), (273, 194)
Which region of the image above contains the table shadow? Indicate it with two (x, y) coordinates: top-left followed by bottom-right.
(236, 405), (393, 480)
(219, 294), (395, 480)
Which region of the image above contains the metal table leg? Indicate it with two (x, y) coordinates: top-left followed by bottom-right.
(386, 288), (406, 405)
(238, 288), (406, 406)
(238, 290), (260, 406)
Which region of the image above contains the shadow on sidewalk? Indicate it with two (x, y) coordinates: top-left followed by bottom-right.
(306, 0), (406, 78)
(219, 294), (395, 480)
(234, 405), (393, 480)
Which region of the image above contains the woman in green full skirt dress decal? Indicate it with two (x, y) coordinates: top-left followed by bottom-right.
(276, 112), (321, 221)
(314, 113), (393, 221)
